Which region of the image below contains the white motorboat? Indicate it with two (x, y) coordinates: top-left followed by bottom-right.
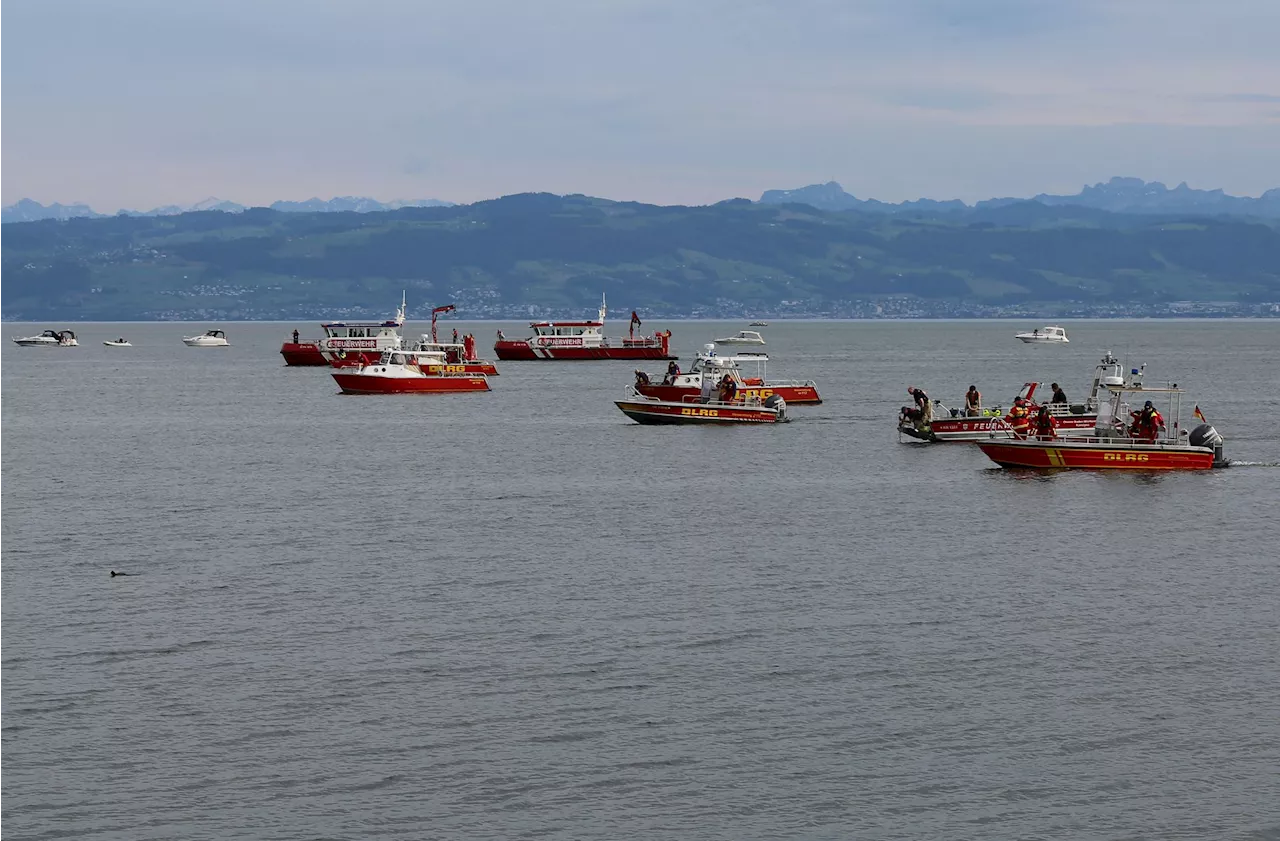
(714, 330), (766, 345)
(1015, 325), (1069, 344)
(183, 329), (230, 347)
(13, 329), (78, 347)
(104, 338), (133, 347)
(749, 320), (769, 327)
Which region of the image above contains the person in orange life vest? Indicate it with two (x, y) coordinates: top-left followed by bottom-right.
(1129, 400), (1164, 442)
(965, 385), (982, 416)
(1032, 405), (1057, 439)
(1005, 397), (1032, 437)
(908, 387), (932, 423)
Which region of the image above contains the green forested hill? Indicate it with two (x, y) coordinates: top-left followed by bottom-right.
(3, 193), (1278, 320)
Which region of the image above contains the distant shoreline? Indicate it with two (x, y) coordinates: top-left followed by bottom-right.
(5, 315), (1278, 324)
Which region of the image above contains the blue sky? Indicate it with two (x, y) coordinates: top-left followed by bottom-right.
(3, 0), (1278, 210)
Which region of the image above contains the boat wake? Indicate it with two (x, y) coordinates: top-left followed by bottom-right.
(1224, 461), (1280, 467)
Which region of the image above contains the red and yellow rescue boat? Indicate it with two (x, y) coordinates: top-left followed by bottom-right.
(976, 382), (1227, 471)
(332, 349), (491, 395)
(634, 343), (820, 405)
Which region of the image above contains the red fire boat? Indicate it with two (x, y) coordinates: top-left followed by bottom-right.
(494, 295), (675, 361)
(280, 339), (327, 366)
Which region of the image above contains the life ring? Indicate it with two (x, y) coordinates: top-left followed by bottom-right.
(335, 349), (347, 360)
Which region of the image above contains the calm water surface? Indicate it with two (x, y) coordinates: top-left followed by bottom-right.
(3, 320), (1279, 840)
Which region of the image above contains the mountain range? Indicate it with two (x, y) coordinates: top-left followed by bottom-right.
(0, 196), (454, 223)
(6, 177), (1278, 224)
(758, 177), (1280, 218)
(4, 191), (1278, 321)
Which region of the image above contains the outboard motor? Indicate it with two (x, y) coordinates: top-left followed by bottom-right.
(764, 394), (788, 421)
(1188, 424), (1228, 467)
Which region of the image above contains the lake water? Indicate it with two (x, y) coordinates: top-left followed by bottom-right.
(3, 319), (1279, 840)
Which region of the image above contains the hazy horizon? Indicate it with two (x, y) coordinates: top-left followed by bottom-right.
(4, 0), (1279, 211)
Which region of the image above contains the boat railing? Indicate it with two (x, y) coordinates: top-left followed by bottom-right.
(999, 430), (1202, 450)
(933, 401), (1008, 419)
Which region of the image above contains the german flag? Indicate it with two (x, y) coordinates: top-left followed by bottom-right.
(1193, 405), (1206, 423)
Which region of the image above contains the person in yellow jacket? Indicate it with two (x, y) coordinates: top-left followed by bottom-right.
(1005, 397), (1032, 438)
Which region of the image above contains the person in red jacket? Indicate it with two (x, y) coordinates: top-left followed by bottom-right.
(1129, 400), (1165, 442)
(1031, 405), (1057, 439)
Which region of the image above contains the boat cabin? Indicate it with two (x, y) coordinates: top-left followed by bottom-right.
(377, 349), (448, 367)
(322, 320), (402, 339)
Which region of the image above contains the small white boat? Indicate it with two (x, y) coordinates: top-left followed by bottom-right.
(1015, 325), (1069, 344)
(714, 330), (766, 345)
(183, 329), (229, 347)
(104, 338), (133, 348)
(13, 329), (78, 347)
(749, 321), (769, 327)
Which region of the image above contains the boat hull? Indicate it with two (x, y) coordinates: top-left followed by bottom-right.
(280, 342), (326, 366)
(907, 413), (1098, 442)
(615, 400), (784, 424)
(977, 440), (1215, 470)
(325, 351), (498, 374)
(495, 340), (674, 361)
(636, 383), (821, 405)
(331, 372), (491, 395)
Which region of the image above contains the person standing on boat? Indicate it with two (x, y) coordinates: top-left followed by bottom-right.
(664, 359), (680, 384)
(292, 329), (300, 344)
(1050, 383), (1068, 404)
(1032, 406), (1057, 439)
(1129, 400), (1165, 442)
(908, 387), (932, 424)
(965, 386), (982, 416)
(1006, 397), (1032, 438)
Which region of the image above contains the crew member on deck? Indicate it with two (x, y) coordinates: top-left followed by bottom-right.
(1050, 383), (1068, 404)
(292, 329), (300, 344)
(908, 387), (932, 424)
(635, 369), (650, 387)
(965, 386), (982, 416)
(1129, 400), (1165, 442)
(1032, 405), (1057, 439)
(1006, 397), (1031, 438)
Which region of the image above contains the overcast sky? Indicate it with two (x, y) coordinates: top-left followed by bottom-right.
(3, 0), (1278, 210)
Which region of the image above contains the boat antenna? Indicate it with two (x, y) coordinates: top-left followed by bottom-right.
(395, 290), (407, 327)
